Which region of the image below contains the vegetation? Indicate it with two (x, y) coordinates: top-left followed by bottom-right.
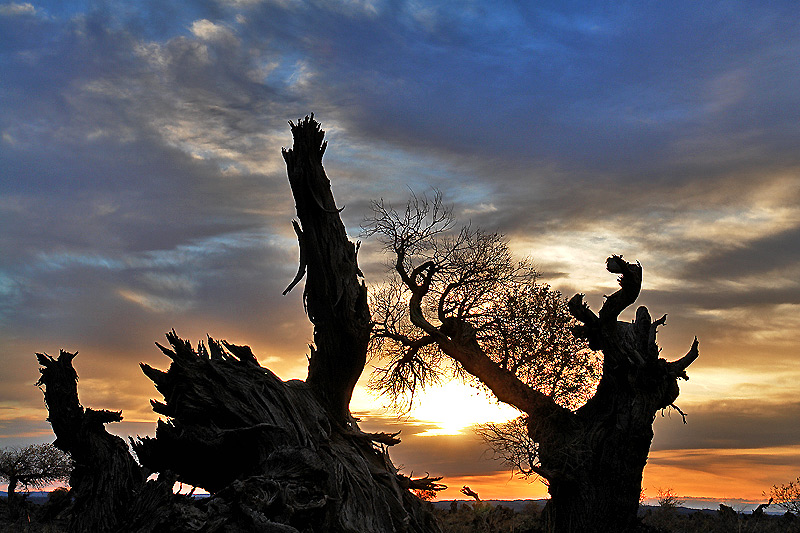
(770, 476), (800, 513)
(639, 505), (799, 533)
(0, 486), (71, 530)
(3, 492), (799, 533)
(655, 488), (685, 510)
(364, 191), (699, 532)
(0, 444), (71, 517)
(435, 500), (544, 533)
(435, 500), (800, 533)
(364, 192), (600, 416)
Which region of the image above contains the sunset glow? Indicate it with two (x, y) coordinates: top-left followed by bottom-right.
(2, 0), (800, 511)
(406, 381), (522, 437)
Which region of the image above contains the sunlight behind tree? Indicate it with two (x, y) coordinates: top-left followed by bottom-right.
(362, 189), (699, 532)
(406, 380), (521, 436)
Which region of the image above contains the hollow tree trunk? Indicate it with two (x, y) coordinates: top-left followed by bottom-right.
(540, 385), (664, 532)
(535, 256), (698, 532)
(36, 116), (441, 532)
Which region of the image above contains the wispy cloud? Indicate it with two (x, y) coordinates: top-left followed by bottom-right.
(0, 2), (36, 17)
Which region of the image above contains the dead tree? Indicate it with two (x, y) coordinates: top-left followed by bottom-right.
(460, 486), (480, 502)
(36, 350), (148, 531)
(36, 116), (442, 532)
(366, 194), (699, 532)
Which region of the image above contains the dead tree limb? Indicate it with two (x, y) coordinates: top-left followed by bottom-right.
(282, 115), (371, 422)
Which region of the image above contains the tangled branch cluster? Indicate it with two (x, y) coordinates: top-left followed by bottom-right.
(363, 191), (601, 473)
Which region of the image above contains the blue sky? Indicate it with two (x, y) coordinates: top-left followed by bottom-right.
(2, 0), (800, 500)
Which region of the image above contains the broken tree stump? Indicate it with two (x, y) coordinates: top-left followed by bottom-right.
(37, 116), (442, 532)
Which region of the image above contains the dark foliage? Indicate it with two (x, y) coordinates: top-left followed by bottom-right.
(0, 443), (71, 518)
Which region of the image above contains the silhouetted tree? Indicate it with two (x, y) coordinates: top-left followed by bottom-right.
(36, 116), (442, 532)
(364, 192), (699, 533)
(656, 487), (685, 509)
(0, 443), (71, 516)
(460, 486), (481, 502)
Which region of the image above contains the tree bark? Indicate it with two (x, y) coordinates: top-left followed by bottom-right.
(281, 115), (371, 422)
(36, 116), (440, 532)
(6, 475), (19, 518)
(383, 246), (697, 532)
(134, 332), (440, 532)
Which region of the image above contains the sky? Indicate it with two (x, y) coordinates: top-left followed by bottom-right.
(1, 0), (799, 503)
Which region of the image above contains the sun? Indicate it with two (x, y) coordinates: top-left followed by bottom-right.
(407, 380), (522, 436)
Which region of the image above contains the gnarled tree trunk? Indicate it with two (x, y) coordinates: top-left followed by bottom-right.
(36, 116), (441, 533)
(373, 219), (699, 533)
(536, 256), (699, 532)
(281, 117), (372, 422)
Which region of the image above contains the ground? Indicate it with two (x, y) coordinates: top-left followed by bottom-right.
(2, 493), (799, 532)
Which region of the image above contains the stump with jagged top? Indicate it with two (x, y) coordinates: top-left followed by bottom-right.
(37, 116), (442, 533)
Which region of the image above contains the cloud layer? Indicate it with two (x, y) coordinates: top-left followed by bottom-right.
(1, 0), (799, 499)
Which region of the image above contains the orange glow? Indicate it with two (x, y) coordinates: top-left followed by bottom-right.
(434, 472), (548, 502)
(427, 446), (800, 503)
(643, 447), (800, 501)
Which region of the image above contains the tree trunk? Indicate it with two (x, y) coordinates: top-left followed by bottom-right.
(536, 256), (698, 532)
(134, 332), (440, 532)
(281, 115), (371, 423)
(6, 475), (19, 518)
(540, 388), (659, 532)
(36, 349), (148, 532)
(36, 115), (441, 532)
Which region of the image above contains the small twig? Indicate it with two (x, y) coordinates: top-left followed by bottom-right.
(669, 403), (688, 424)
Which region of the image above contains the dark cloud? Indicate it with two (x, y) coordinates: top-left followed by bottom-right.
(652, 400), (800, 452)
(681, 225), (800, 282)
(234, 1), (800, 180)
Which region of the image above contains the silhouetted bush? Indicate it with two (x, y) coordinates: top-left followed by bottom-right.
(435, 501), (543, 533)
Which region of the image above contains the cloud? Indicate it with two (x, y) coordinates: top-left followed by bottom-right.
(0, 2), (35, 16)
(652, 400), (800, 452)
(357, 414), (509, 478)
(644, 447), (800, 500)
(189, 19), (237, 42)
